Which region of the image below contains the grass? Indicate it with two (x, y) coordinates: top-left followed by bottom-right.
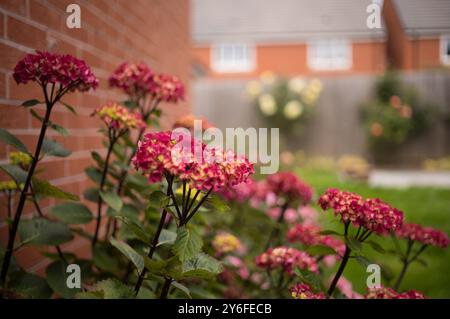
(295, 168), (450, 298)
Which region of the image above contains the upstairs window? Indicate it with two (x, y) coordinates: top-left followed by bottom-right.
(308, 40), (352, 70)
(441, 37), (450, 65)
(211, 43), (255, 73)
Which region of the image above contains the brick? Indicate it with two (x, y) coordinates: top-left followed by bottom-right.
(0, 42), (27, 70)
(7, 16), (47, 50)
(0, 72), (6, 98)
(0, 0), (27, 16)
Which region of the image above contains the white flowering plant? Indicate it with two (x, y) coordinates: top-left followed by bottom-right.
(246, 72), (322, 143)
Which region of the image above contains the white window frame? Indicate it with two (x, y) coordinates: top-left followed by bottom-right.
(307, 39), (352, 71)
(211, 43), (255, 73)
(440, 36), (450, 65)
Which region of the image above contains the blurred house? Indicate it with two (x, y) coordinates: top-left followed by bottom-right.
(383, 0), (450, 70)
(192, 0), (387, 78)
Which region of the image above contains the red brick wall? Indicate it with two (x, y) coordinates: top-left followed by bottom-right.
(0, 0), (190, 273)
(192, 40), (386, 78)
(383, 0), (441, 70)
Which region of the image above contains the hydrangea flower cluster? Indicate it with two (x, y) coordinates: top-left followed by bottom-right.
(9, 151), (32, 167)
(396, 223), (449, 248)
(92, 103), (146, 131)
(0, 181), (22, 192)
(255, 246), (318, 274)
(173, 114), (214, 132)
(212, 232), (242, 255)
(218, 179), (256, 203)
(287, 224), (346, 256)
(254, 172), (313, 206)
(13, 51), (98, 92)
(109, 62), (154, 97)
(151, 74), (185, 103)
(318, 188), (404, 234)
(290, 283), (326, 299)
(365, 287), (425, 299)
(133, 131), (254, 191)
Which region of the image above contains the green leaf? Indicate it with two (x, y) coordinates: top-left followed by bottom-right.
(49, 202), (93, 224)
(46, 260), (80, 298)
(293, 268), (323, 292)
(30, 109), (69, 136)
(172, 281), (192, 298)
(32, 178), (79, 201)
(110, 238), (144, 273)
(100, 191), (123, 212)
(22, 99), (42, 107)
(181, 253), (223, 279)
(355, 255), (372, 268)
(76, 291), (103, 299)
(204, 195), (230, 212)
(95, 279), (134, 299)
(0, 128), (29, 154)
(0, 164), (28, 184)
(346, 237), (362, 255)
(85, 167), (102, 185)
(148, 190), (170, 209)
(42, 139), (71, 157)
(157, 229), (177, 247)
(18, 217), (74, 246)
(107, 204), (139, 223)
(49, 121), (69, 137)
(123, 100), (138, 109)
(172, 226), (203, 262)
(62, 102), (77, 114)
(319, 230), (342, 236)
(9, 272), (52, 298)
(306, 245), (336, 256)
(83, 187), (99, 202)
(92, 244), (121, 273)
(366, 240), (386, 254)
(144, 258), (169, 277)
(115, 216), (149, 243)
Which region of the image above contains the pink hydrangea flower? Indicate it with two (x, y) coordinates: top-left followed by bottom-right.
(218, 178), (256, 203)
(151, 73), (185, 103)
(14, 51), (98, 92)
(287, 224), (346, 256)
(255, 246), (318, 275)
(365, 287), (425, 299)
(133, 131), (254, 191)
(267, 172), (313, 204)
(290, 283), (326, 299)
(396, 223), (449, 248)
(335, 277), (363, 299)
(92, 103), (146, 131)
(318, 188), (404, 234)
(109, 62), (154, 97)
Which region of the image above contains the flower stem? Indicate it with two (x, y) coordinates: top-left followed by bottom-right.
(327, 245), (351, 297)
(134, 178), (173, 296)
(92, 134), (117, 247)
(0, 102), (53, 287)
(264, 202), (289, 250)
(159, 277), (172, 299)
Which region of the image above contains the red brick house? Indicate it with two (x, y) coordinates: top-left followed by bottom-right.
(0, 0), (190, 274)
(192, 0), (387, 78)
(383, 0), (450, 70)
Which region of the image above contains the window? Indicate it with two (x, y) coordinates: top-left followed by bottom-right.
(211, 43), (255, 73)
(307, 40), (352, 70)
(441, 37), (450, 65)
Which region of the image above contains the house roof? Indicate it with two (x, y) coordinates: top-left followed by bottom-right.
(192, 0), (386, 44)
(392, 0), (450, 36)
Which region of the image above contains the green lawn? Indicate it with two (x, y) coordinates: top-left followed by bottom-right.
(295, 168), (450, 298)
